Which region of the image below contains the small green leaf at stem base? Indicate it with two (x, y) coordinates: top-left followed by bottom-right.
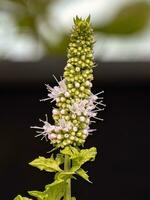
(61, 146), (79, 158)
(29, 180), (65, 200)
(14, 195), (32, 200)
(61, 146), (97, 183)
(61, 146), (97, 171)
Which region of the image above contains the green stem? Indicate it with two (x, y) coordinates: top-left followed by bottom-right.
(64, 154), (71, 200)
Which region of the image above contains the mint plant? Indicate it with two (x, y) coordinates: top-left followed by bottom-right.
(14, 16), (105, 200)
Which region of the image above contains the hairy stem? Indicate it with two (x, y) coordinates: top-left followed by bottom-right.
(64, 154), (71, 200)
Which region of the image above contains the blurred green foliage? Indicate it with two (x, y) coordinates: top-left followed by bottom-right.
(94, 2), (150, 35)
(0, 0), (150, 56)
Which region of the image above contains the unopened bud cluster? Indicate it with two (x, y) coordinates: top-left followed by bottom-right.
(32, 16), (104, 148)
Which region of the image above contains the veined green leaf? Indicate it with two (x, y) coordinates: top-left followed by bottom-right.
(71, 197), (76, 200)
(71, 147), (97, 172)
(78, 147), (97, 163)
(29, 155), (62, 172)
(61, 146), (97, 172)
(14, 195), (32, 200)
(76, 168), (91, 183)
(61, 146), (97, 183)
(29, 180), (65, 200)
(44, 180), (65, 200)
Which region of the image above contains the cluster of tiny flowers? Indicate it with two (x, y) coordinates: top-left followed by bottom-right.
(31, 16), (105, 148)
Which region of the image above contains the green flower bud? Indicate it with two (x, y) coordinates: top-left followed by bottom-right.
(71, 131), (76, 136)
(65, 116), (70, 121)
(78, 47), (82, 51)
(61, 103), (66, 109)
(57, 134), (63, 140)
(75, 82), (80, 88)
(71, 88), (76, 93)
(70, 135), (75, 141)
(78, 60), (82, 65)
(80, 86), (85, 91)
(73, 119), (78, 124)
(79, 116), (86, 122)
(68, 83), (73, 89)
(74, 76), (78, 81)
(77, 131), (82, 137)
(66, 99), (71, 104)
(75, 67), (80, 72)
(64, 134), (69, 138)
(81, 62), (86, 68)
(63, 141), (67, 146)
(71, 114), (76, 119)
(60, 97), (66, 102)
(82, 134), (87, 139)
(75, 90), (79, 96)
(66, 139), (71, 144)
(70, 69), (74, 74)
(80, 123), (87, 129)
(75, 137), (79, 142)
(81, 55), (86, 60)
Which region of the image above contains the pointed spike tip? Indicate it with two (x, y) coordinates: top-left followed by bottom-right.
(86, 14), (91, 23)
(73, 15), (91, 27)
(73, 15), (81, 25)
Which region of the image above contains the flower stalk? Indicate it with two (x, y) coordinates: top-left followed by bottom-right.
(64, 155), (71, 200)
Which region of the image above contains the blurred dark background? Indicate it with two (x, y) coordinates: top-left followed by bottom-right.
(0, 0), (150, 200)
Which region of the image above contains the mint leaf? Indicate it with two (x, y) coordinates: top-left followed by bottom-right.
(28, 191), (45, 200)
(71, 147), (97, 172)
(44, 180), (65, 200)
(61, 147), (97, 167)
(76, 168), (91, 183)
(55, 171), (74, 181)
(14, 195), (32, 200)
(29, 180), (65, 200)
(29, 155), (62, 172)
(76, 147), (97, 163)
(55, 153), (64, 165)
(61, 147), (97, 182)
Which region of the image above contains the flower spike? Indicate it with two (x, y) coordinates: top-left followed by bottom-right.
(32, 16), (105, 148)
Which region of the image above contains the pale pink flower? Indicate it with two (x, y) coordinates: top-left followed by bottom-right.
(70, 100), (87, 115)
(70, 91), (105, 121)
(58, 119), (72, 132)
(31, 116), (55, 140)
(41, 76), (68, 102)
